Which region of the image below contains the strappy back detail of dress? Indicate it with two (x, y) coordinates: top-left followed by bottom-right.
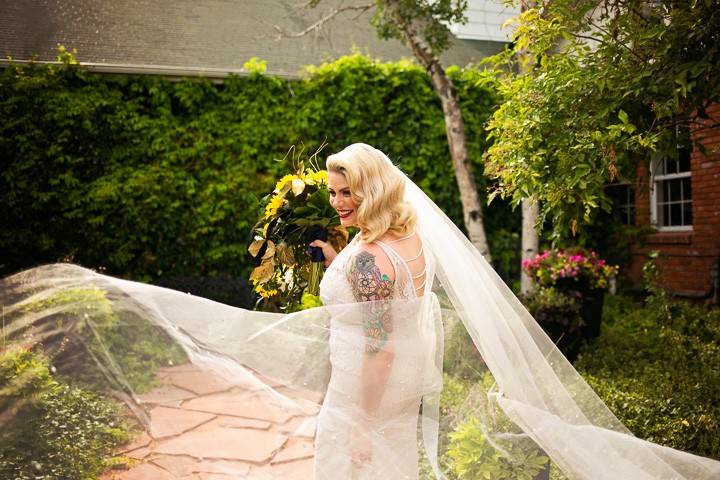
(373, 232), (427, 298)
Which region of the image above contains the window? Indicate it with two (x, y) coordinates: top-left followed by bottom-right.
(650, 140), (692, 231)
(605, 182), (635, 225)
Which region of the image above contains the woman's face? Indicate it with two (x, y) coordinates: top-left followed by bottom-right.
(328, 171), (358, 227)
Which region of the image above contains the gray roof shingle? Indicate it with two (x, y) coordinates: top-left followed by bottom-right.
(0, 0), (507, 78)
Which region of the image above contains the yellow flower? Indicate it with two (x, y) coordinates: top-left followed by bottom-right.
(305, 169), (328, 185)
(254, 283), (278, 298)
(264, 194), (286, 219)
(274, 174), (296, 193)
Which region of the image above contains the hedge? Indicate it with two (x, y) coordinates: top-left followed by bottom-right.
(0, 52), (519, 284)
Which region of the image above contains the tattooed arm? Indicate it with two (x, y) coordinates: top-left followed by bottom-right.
(348, 245), (396, 418)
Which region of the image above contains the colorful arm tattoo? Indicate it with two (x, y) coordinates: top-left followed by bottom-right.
(348, 250), (394, 355)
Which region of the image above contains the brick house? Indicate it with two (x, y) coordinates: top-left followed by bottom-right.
(620, 104), (720, 304)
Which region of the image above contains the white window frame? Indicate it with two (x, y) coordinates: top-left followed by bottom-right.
(649, 154), (693, 232)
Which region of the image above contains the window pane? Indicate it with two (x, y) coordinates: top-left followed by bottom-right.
(670, 203), (682, 226)
(660, 203), (669, 226)
(655, 158), (666, 175)
(660, 180), (670, 203)
(670, 178), (682, 202)
(678, 147), (691, 172)
(683, 201), (692, 225)
(682, 177), (691, 199)
(666, 158), (678, 174)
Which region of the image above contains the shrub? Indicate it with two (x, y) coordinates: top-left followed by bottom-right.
(1, 51), (519, 285)
(442, 318), (486, 382)
(447, 416), (550, 480)
(575, 293), (720, 458)
(153, 274), (255, 309)
(16, 285), (186, 393)
(0, 346), (132, 479)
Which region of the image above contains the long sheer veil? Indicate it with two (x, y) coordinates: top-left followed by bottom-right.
(1, 167), (719, 479)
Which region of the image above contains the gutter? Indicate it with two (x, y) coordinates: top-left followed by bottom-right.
(0, 59), (300, 81)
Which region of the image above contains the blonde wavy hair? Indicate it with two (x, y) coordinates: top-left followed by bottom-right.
(326, 143), (417, 243)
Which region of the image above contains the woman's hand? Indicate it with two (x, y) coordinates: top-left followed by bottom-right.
(350, 424), (372, 468)
(308, 240), (337, 267)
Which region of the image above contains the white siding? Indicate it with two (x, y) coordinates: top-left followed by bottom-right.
(450, 0), (520, 42)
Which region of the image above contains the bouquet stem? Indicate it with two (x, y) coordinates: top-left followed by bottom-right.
(307, 262), (323, 296)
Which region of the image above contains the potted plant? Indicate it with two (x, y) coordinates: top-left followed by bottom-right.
(522, 249), (618, 351)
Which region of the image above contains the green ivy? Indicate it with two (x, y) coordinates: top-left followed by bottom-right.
(1, 52), (519, 285)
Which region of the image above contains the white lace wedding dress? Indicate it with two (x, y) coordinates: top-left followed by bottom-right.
(314, 232), (443, 480)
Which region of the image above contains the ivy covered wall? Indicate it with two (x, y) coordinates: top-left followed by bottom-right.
(1, 53), (519, 283)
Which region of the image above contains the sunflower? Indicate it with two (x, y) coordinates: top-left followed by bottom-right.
(264, 194), (286, 219)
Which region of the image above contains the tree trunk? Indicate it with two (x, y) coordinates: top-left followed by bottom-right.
(520, 0), (539, 294)
(521, 198), (539, 295)
(384, 1), (492, 261)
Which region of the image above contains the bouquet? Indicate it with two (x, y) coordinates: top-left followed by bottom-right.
(248, 147), (348, 309)
(522, 248), (619, 290)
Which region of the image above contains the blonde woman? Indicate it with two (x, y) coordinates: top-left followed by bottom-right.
(309, 143), (439, 479)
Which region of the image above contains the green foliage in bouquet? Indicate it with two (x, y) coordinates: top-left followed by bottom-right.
(247, 146), (349, 310)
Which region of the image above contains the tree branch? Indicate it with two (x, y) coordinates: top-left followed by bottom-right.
(272, 3), (375, 40)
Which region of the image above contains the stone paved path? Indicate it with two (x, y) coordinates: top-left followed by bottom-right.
(101, 363), (320, 479)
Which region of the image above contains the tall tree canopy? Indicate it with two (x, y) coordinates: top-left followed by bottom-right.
(484, 0), (720, 241)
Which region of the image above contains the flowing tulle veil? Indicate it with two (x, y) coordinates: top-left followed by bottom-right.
(1, 160), (719, 479)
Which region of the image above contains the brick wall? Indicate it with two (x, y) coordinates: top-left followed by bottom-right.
(627, 104), (720, 298)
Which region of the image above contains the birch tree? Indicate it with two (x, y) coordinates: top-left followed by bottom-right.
(277, 1), (493, 260)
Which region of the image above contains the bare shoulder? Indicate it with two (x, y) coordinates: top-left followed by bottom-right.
(347, 243), (396, 301)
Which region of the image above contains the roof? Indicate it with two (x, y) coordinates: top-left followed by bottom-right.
(0, 0), (508, 79)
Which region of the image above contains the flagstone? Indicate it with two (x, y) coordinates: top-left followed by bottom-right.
(149, 455), (199, 477)
(196, 415), (272, 432)
(183, 391), (295, 424)
(119, 431), (151, 453)
(250, 457), (314, 480)
(271, 437), (314, 464)
(126, 446), (152, 460)
(194, 459), (251, 476)
(149, 406), (215, 438)
(137, 385), (197, 405)
(273, 415), (316, 438)
(195, 474), (236, 480)
(275, 385), (325, 405)
(154, 429), (288, 463)
(156, 363), (205, 375)
(112, 463), (175, 480)
(167, 370), (236, 396)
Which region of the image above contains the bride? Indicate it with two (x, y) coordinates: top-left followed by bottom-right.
(2, 142), (720, 479)
(310, 143), (720, 480)
(309, 143), (440, 478)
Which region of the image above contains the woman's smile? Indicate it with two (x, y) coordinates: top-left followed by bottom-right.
(328, 171), (358, 226)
